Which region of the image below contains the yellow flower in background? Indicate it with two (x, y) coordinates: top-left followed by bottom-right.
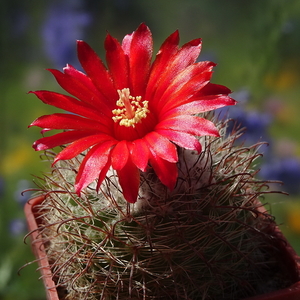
(287, 203), (300, 234)
(2, 143), (35, 176)
(264, 59), (299, 91)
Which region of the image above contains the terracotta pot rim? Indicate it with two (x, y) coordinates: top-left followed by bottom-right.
(25, 195), (60, 300)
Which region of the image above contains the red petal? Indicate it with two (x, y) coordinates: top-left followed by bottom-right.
(156, 129), (201, 153)
(149, 153), (178, 191)
(47, 67), (106, 110)
(150, 38), (202, 104)
(77, 40), (117, 105)
(126, 23), (153, 97)
(30, 113), (110, 133)
(53, 134), (115, 164)
(121, 31), (133, 55)
(145, 30), (179, 100)
(157, 62), (215, 110)
(144, 131), (178, 163)
(105, 34), (129, 90)
(177, 38), (202, 65)
(130, 139), (150, 171)
(197, 83), (232, 96)
(111, 140), (129, 170)
(162, 96), (237, 118)
(157, 115), (220, 137)
(96, 156), (112, 192)
(117, 158), (140, 203)
(63, 64), (99, 92)
(75, 141), (115, 193)
(29, 91), (106, 121)
(32, 130), (97, 151)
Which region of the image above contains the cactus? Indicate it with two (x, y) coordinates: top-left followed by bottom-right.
(30, 117), (294, 300)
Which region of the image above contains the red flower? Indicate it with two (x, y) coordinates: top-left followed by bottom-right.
(29, 24), (236, 203)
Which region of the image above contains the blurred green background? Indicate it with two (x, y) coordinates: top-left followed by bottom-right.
(1, 0), (300, 299)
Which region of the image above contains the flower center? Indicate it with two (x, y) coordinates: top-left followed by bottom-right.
(112, 88), (149, 128)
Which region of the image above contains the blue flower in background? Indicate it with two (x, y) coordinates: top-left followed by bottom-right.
(231, 109), (271, 148)
(9, 218), (27, 236)
(217, 88), (272, 155)
(260, 157), (300, 195)
(219, 88), (300, 195)
(42, 0), (91, 68)
(0, 176), (4, 198)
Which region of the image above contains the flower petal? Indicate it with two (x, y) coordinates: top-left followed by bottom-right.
(126, 23), (153, 97)
(75, 141), (115, 194)
(121, 31), (133, 55)
(47, 67), (106, 109)
(145, 30), (179, 100)
(29, 91), (106, 121)
(150, 38), (202, 104)
(30, 113), (110, 133)
(111, 140), (129, 170)
(32, 130), (97, 151)
(197, 83), (232, 96)
(156, 129), (201, 153)
(157, 62), (215, 110)
(144, 131), (178, 163)
(130, 139), (150, 171)
(157, 115), (220, 137)
(96, 157), (112, 192)
(53, 134), (115, 164)
(149, 153), (178, 191)
(105, 34), (129, 90)
(77, 40), (117, 105)
(117, 158), (140, 203)
(162, 95), (237, 118)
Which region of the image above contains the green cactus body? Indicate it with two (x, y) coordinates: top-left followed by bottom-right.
(32, 118), (295, 300)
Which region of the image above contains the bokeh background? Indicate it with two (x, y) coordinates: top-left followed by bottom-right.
(1, 0), (300, 299)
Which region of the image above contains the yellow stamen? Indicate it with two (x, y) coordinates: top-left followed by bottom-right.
(112, 88), (149, 128)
